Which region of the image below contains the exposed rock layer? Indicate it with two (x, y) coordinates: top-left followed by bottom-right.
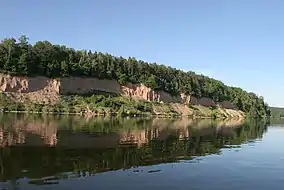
(0, 73), (243, 117)
(0, 73), (189, 104)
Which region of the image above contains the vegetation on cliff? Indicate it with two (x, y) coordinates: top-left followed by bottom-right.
(0, 92), (151, 116)
(0, 36), (270, 117)
(0, 92), (244, 118)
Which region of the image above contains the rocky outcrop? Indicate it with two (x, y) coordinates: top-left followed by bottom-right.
(0, 73), (190, 104)
(0, 74), (60, 93)
(0, 74), (120, 95)
(121, 83), (189, 103)
(0, 73), (243, 118)
(218, 101), (237, 109)
(189, 96), (198, 105)
(60, 77), (120, 95)
(198, 97), (216, 107)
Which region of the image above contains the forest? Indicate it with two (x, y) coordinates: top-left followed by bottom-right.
(0, 36), (270, 117)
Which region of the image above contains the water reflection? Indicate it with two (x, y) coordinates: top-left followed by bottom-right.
(0, 114), (268, 186)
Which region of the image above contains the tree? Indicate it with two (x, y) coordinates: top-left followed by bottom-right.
(144, 74), (158, 90)
(61, 60), (70, 77)
(0, 35), (271, 117)
(19, 35), (29, 46)
(118, 73), (127, 85)
(18, 53), (28, 75)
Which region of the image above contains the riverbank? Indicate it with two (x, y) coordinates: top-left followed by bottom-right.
(0, 102), (245, 119)
(0, 86), (245, 118)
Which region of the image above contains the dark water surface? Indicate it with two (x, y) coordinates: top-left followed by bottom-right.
(0, 114), (282, 190)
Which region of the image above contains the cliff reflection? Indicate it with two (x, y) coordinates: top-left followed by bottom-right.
(0, 114), (268, 182)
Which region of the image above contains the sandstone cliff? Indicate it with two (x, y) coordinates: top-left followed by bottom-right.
(0, 73), (244, 118)
(0, 73), (189, 104)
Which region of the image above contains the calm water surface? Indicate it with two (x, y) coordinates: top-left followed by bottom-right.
(0, 114), (283, 190)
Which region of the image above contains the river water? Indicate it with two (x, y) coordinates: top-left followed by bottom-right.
(0, 114), (283, 190)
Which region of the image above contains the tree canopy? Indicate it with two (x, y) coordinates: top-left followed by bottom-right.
(0, 36), (270, 117)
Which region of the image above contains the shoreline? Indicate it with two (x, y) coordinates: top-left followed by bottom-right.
(0, 109), (245, 119)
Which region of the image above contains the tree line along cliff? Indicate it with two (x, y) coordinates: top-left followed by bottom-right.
(0, 36), (270, 117)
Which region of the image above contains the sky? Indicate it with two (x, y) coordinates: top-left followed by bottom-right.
(0, 0), (284, 107)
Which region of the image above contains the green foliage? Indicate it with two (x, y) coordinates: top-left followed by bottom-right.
(144, 74), (159, 90)
(118, 73), (127, 85)
(0, 36), (270, 117)
(67, 94), (153, 116)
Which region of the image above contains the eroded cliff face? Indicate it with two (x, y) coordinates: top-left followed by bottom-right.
(60, 77), (120, 95)
(121, 83), (188, 103)
(0, 73), (189, 104)
(0, 74), (59, 93)
(0, 74), (60, 104)
(0, 73), (243, 118)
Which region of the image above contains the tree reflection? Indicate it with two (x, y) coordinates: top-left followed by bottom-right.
(0, 114), (268, 184)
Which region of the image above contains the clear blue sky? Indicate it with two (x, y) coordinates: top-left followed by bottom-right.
(0, 0), (283, 107)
